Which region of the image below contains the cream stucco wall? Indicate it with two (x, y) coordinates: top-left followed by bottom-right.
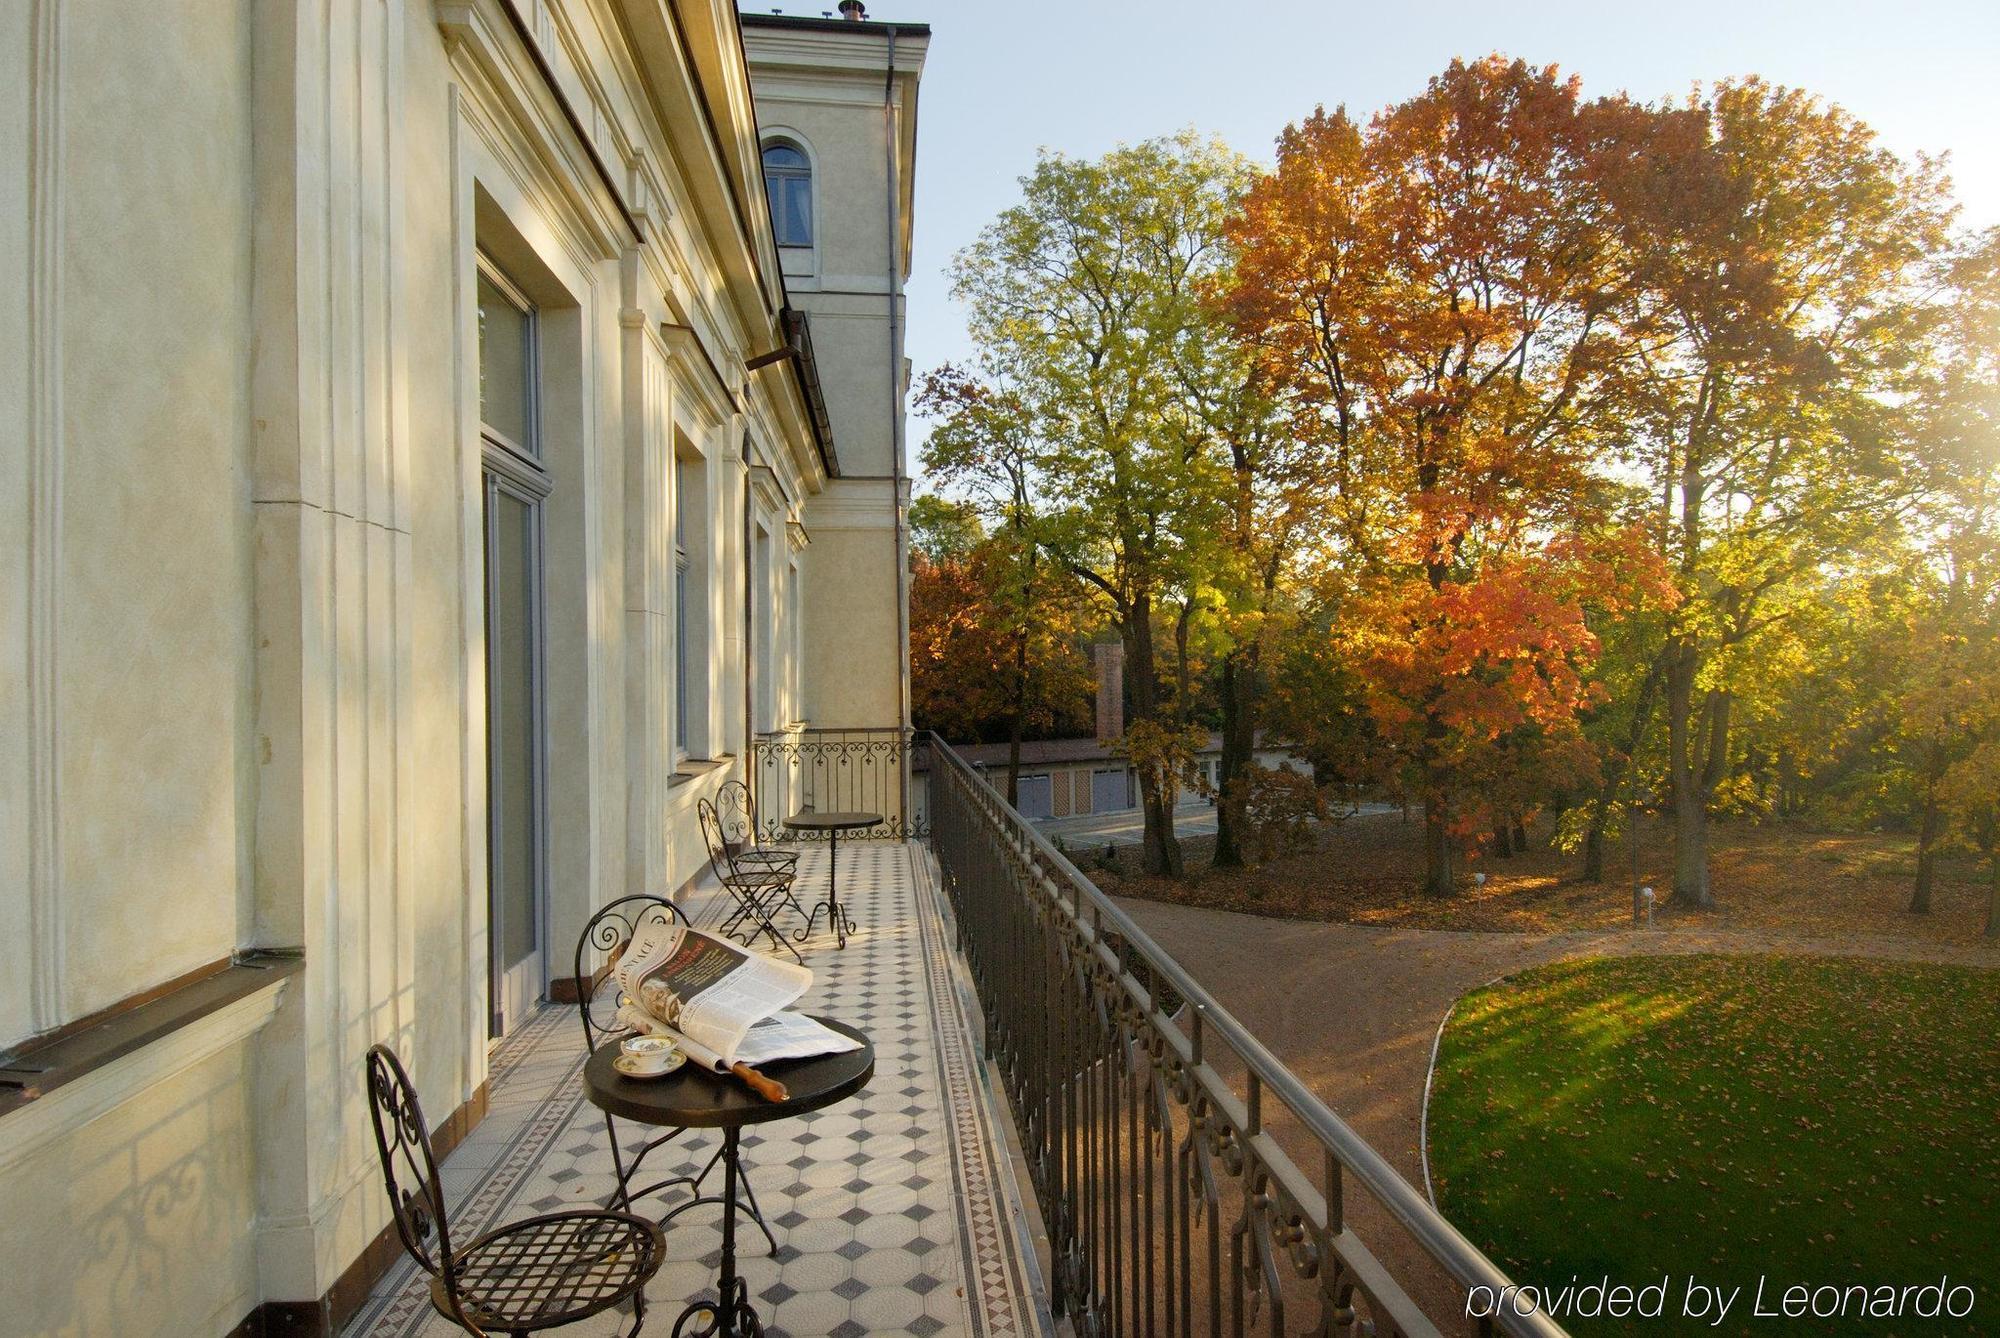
(0, 1036), (265, 1337)
(801, 484), (906, 729)
(58, 0), (256, 1027)
(0, 3), (268, 1332)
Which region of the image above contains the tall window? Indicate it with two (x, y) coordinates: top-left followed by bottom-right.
(754, 525), (774, 733)
(787, 560), (803, 725)
(762, 142), (813, 248)
(674, 455), (691, 759)
(477, 266), (537, 454)
(475, 253), (549, 1038)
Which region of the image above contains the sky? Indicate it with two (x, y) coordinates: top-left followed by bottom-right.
(762, 0), (2000, 473)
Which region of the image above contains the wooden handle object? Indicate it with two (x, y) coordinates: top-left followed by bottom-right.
(730, 1061), (789, 1103)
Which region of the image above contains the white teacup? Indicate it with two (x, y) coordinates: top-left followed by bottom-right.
(620, 1034), (678, 1074)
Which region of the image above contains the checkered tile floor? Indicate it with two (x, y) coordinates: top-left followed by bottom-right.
(342, 843), (1052, 1338)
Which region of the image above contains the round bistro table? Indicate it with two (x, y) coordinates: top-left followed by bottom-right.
(779, 810), (882, 949)
(582, 1016), (873, 1337)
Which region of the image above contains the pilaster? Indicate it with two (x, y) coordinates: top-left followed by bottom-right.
(248, 0), (419, 1303)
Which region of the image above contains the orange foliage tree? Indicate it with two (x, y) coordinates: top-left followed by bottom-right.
(907, 543), (1093, 750)
(1226, 58), (1663, 896)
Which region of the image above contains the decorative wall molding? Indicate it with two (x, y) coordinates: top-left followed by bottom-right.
(27, 0), (67, 1035)
(247, 0), (424, 1303)
(0, 979), (287, 1175)
(661, 321), (738, 427)
(805, 480), (902, 532)
(435, 0), (627, 266)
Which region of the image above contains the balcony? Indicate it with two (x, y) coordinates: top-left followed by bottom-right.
(343, 735), (1548, 1337)
(344, 838), (1049, 1337)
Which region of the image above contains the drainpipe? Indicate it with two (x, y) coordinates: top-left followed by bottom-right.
(883, 22), (912, 823)
(743, 438), (755, 791)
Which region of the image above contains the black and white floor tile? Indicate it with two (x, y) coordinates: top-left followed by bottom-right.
(342, 843), (1050, 1338)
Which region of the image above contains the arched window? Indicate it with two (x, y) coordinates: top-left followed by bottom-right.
(762, 142), (813, 248)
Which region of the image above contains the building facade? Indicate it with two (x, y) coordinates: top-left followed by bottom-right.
(0, 1), (920, 1332)
(742, 10), (925, 736)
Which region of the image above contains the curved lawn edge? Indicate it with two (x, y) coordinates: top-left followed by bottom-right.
(1423, 953), (2000, 1335)
(1420, 964), (1517, 1210)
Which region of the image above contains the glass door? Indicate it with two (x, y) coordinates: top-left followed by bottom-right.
(483, 472), (546, 1037)
(477, 256), (550, 1038)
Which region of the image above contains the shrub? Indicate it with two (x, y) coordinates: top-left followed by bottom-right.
(1244, 764), (1326, 862)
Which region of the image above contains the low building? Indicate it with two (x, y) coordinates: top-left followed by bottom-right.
(925, 641), (1307, 822)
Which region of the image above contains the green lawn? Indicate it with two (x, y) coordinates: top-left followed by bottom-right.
(1428, 955), (2000, 1335)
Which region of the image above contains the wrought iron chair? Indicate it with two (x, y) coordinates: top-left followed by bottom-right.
(697, 796), (806, 964)
(571, 896), (778, 1256)
(713, 779), (797, 877)
(365, 1043), (663, 1337)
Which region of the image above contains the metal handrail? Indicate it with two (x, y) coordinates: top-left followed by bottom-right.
(925, 730), (1566, 1338)
(748, 726), (928, 841)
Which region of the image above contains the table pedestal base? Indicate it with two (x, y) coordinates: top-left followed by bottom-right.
(796, 896), (855, 950)
(627, 1137), (778, 1259)
(671, 1275), (761, 1338)
(670, 1127), (764, 1337)
(791, 828), (856, 949)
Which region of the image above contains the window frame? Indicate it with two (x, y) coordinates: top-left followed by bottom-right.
(761, 140), (814, 250)
(475, 254), (542, 465)
(674, 454), (692, 763)
(472, 248), (551, 1039)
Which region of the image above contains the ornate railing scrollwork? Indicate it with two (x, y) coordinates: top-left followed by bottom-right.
(748, 727), (930, 841)
(923, 731), (1568, 1338)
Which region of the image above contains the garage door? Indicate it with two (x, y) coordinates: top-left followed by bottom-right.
(1091, 768), (1130, 814)
(1015, 773), (1054, 820)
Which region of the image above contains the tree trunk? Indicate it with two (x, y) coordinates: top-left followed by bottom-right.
(1490, 824), (1513, 858)
(1125, 596), (1183, 878)
(1664, 639), (1718, 910)
(1582, 823), (1606, 882)
(1581, 662), (1662, 883)
(1511, 819), (1528, 852)
(1004, 628), (1028, 807)
(1423, 792), (1456, 897)
(1211, 646), (1257, 869)
(1671, 781), (1714, 909)
(1909, 741), (1948, 915)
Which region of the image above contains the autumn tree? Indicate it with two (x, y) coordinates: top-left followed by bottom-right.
(1593, 80), (1954, 908)
(1903, 227), (2000, 913)
(1178, 306), (1320, 868)
(907, 541), (1092, 752)
(1228, 60), (1655, 896)
(944, 133), (1247, 876)
(916, 368), (1092, 804)
(908, 493), (982, 562)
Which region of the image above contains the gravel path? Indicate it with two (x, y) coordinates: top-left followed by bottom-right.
(1112, 896), (2000, 1326)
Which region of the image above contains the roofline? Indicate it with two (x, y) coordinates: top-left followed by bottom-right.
(738, 13), (931, 37)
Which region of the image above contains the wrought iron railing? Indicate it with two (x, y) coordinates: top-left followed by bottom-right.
(926, 732), (1566, 1338)
(749, 727), (929, 841)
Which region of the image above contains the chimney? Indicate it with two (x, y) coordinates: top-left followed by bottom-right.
(1093, 641), (1125, 742)
(838, 0), (867, 18)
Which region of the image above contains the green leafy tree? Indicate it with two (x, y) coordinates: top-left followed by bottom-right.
(1593, 80), (1954, 908)
(917, 367), (1087, 804)
(945, 132), (1248, 876)
(907, 493), (982, 563)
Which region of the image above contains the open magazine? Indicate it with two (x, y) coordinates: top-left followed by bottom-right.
(610, 918), (861, 1073)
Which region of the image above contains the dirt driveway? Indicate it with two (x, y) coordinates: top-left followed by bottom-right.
(1112, 895), (2000, 1325)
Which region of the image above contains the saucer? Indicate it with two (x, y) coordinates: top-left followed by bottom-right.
(613, 1051), (686, 1080)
